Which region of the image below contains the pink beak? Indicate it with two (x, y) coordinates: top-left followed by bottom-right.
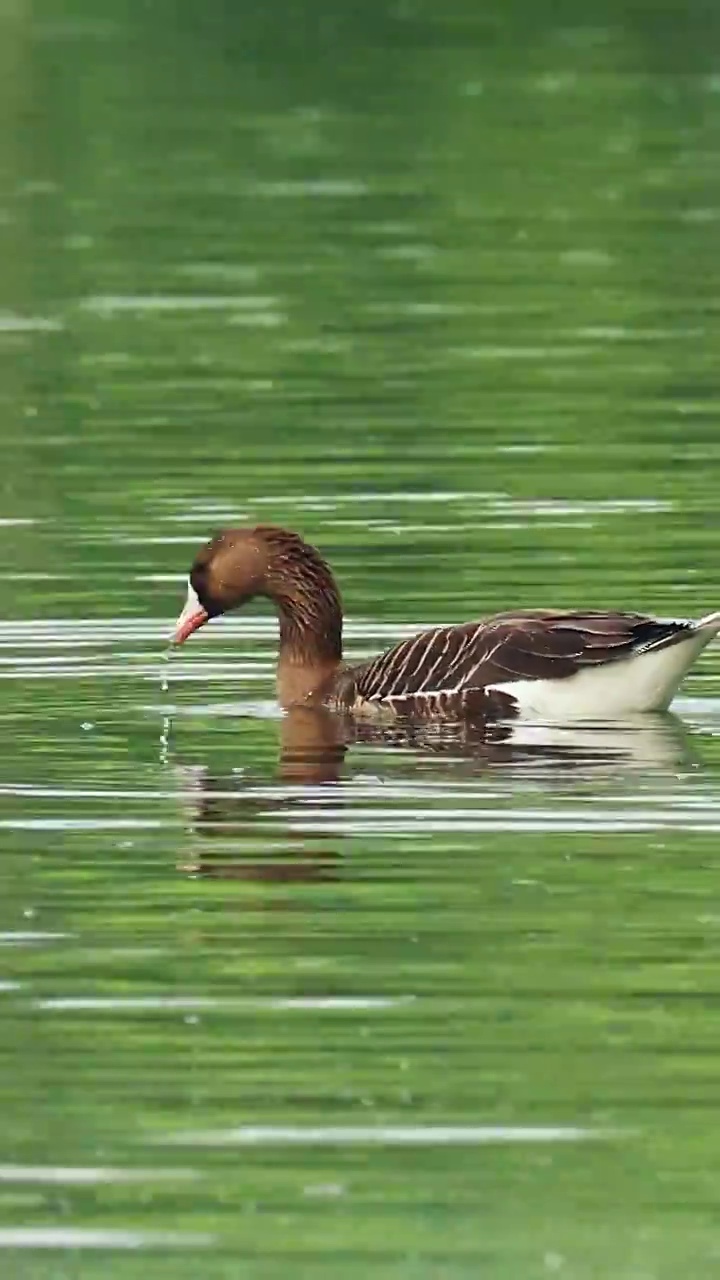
(173, 582), (209, 646)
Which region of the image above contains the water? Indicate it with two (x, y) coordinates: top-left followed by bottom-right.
(2, 0), (720, 1275)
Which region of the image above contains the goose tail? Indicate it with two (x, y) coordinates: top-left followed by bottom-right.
(697, 611), (720, 631)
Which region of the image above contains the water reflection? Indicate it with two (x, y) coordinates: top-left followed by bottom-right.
(348, 710), (696, 774)
(174, 707), (345, 880)
(173, 707), (698, 880)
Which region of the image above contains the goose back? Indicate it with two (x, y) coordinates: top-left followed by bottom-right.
(331, 611), (696, 717)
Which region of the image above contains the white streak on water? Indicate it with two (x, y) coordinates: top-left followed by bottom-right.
(80, 293), (278, 313)
(35, 995), (413, 1012)
(269, 807), (720, 835)
(0, 1228), (214, 1249)
(159, 1124), (617, 1148)
(0, 932), (71, 945)
(0, 1165), (199, 1184)
(0, 314), (61, 333)
(0, 819), (169, 831)
(246, 178), (368, 198)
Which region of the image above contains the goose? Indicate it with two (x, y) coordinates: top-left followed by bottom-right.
(172, 525), (720, 721)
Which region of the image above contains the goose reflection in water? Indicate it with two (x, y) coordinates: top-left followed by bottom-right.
(171, 706), (697, 882)
(175, 707), (346, 882)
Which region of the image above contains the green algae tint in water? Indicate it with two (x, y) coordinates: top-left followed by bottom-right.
(1, 0), (720, 1276)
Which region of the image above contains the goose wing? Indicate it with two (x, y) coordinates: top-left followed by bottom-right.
(354, 611), (695, 704)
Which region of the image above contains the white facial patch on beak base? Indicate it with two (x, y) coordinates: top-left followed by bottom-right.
(173, 579), (209, 645)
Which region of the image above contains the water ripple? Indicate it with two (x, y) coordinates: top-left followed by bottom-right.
(160, 1124), (619, 1148)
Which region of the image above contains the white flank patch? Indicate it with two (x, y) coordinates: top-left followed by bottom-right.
(490, 620), (720, 720)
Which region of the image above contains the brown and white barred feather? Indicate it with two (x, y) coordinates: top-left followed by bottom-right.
(332, 612), (696, 718)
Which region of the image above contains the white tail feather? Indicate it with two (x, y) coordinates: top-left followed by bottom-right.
(698, 611), (720, 630)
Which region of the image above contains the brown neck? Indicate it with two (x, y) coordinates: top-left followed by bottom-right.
(263, 536), (343, 707)
(278, 706), (347, 782)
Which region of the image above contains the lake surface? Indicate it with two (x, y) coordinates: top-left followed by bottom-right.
(2, 1), (720, 1275)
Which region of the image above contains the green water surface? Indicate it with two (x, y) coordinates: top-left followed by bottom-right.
(2, 1), (720, 1276)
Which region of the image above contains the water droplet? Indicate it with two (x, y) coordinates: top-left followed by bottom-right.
(160, 716), (171, 764)
(160, 651), (171, 762)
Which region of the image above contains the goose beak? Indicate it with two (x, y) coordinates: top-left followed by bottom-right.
(173, 581), (209, 646)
